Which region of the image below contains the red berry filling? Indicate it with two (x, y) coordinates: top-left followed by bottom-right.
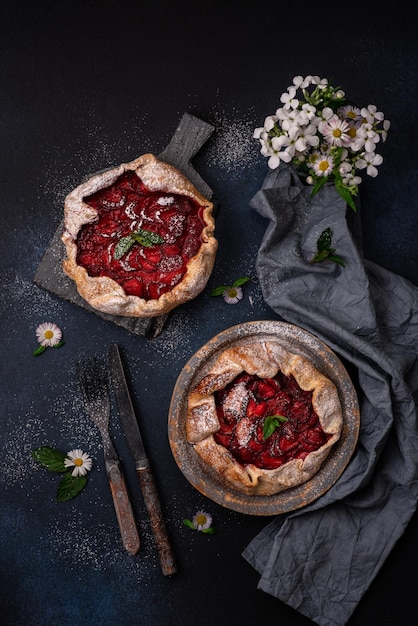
(75, 171), (207, 300)
(213, 371), (331, 470)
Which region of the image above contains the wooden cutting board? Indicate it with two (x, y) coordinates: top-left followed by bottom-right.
(34, 113), (216, 337)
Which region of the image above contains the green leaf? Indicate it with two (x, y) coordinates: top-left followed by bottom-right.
(316, 227), (332, 253)
(202, 527), (216, 534)
(311, 228), (345, 267)
(328, 255), (345, 267)
(263, 415), (288, 439)
(232, 276), (251, 287)
(211, 286), (229, 296)
(131, 229), (165, 247)
(211, 276), (251, 296)
(114, 235), (135, 259)
(114, 229), (165, 259)
(52, 341), (65, 349)
(182, 519), (196, 529)
(33, 345), (47, 356)
(57, 474), (87, 502)
(335, 178), (357, 212)
(31, 446), (67, 472)
(310, 175), (328, 197)
(113, 235), (135, 259)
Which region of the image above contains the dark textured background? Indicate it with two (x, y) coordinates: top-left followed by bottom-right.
(1, 2), (417, 625)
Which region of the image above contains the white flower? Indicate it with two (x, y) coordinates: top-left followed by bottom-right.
(356, 152), (383, 177)
(35, 322), (62, 347)
(294, 123), (320, 152)
(322, 116), (351, 147)
(338, 104), (362, 122)
(280, 86), (298, 109)
(64, 449), (93, 477)
(382, 119), (391, 141)
(223, 286), (244, 304)
(192, 510), (213, 531)
(254, 75), (389, 208)
(311, 152), (334, 177)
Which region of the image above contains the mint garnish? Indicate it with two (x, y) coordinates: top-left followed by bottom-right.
(114, 229), (165, 259)
(310, 227), (345, 266)
(263, 415), (288, 439)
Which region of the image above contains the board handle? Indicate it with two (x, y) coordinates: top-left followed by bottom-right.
(158, 112), (215, 200)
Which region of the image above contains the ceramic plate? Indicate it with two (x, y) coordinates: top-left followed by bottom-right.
(168, 321), (360, 515)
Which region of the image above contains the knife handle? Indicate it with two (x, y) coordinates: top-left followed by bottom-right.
(136, 466), (177, 576)
(107, 460), (140, 555)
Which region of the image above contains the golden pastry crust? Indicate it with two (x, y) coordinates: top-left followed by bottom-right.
(61, 153), (217, 317)
(186, 339), (342, 496)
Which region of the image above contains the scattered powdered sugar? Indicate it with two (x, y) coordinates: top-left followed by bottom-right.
(0, 272), (66, 324)
(222, 381), (248, 422)
(157, 196), (174, 206)
(0, 415), (46, 488)
(206, 103), (261, 176)
(47, 508), (157, 580)
(235, 417), (255, 448)
(150, 308), (199, 362)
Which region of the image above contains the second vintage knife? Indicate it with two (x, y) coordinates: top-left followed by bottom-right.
(108, 343), (177, 576)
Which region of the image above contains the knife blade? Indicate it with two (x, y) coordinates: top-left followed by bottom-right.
(108, 343), (177, 576)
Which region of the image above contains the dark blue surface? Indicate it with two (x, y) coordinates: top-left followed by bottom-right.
(1, 2), (417, 625)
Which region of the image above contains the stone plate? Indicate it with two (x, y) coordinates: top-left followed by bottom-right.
(168, 320), (360, 515)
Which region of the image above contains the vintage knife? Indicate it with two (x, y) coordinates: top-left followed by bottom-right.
(108, 343), (177, 576)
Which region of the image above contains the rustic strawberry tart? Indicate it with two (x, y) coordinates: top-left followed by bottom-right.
(186, 337), (343, 496)
(61, 154), (217, 317)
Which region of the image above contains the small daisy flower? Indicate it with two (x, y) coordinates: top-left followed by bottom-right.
(183, 510), (216, 534)
(192, 510), (212, 531)
(36, 322), (62, 347)
(322, 116), (351, 147)
(64, 449), (93, 477)
(211, 277), (251, 304)
(338, 104), (362, 122)
(223, 286), (243, 304)
(311, 153), (334, 177)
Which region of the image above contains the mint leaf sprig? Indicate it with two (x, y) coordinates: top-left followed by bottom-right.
(310, 228), (345, 267)
(114, 229), (165, 259)
(263, 414), (288, 439)
(211, 276), (251, 296)
(31, 446), (92, 502)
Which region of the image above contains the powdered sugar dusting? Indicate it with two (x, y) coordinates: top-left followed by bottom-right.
(206, 104), (260, 176)
(0, 272), (66, 323)
(223, 381), (248, 421)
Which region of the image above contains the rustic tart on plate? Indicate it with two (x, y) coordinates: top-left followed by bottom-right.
(62, 153), (217, 318)
(169, 321), (360, 515)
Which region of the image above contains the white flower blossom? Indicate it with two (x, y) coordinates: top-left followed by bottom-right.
(322, 116), (351, 147)
(253, 75), (389, 208)
(64, 449), (93, 477)
(192, 510), (213, 531)
(35, 322), (62, 347)
(356, 152), (383, 177)
(311, 153), (334, 177)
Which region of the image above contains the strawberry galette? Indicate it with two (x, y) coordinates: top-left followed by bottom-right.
(186, 338), (342, 496)
(61, 154), (217, 317)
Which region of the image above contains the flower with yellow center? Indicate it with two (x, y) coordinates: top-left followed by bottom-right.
(312, 153), (334, 177)
(223, 286), (243, 305)
(192, 510), (213, 531)
(322, 116), (351, 147)
(64, 449), (93, 477)
(35, 322), (62, 347)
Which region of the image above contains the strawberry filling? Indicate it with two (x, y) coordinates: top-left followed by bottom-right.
(75, 171), (206, 300)
(213, 371), (330, 470)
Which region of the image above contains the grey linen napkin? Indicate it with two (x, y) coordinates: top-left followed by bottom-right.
(242, 164), (418, 626)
